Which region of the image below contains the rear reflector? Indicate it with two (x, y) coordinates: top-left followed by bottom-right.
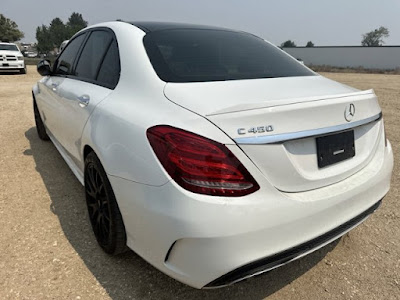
(147, 126), (259, 196)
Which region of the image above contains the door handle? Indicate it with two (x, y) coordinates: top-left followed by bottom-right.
(77, 95), (90, 107)
(51, 83), (58, 91)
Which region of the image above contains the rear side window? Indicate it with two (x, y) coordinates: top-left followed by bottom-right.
(54, 33), (87, 76)
(75, 31), (113, 80)
(97, 40), (120, 88)
(143, 29), (315, 83)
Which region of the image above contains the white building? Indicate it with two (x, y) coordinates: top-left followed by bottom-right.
(283, 46), (400, 70)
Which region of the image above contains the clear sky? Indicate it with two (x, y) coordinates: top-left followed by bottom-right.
(2, 0), (400, 46)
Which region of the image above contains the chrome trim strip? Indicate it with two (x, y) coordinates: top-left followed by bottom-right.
(234, 112), (382, 145)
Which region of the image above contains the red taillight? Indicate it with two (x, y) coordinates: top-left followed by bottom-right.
(147, 126), (259, 197)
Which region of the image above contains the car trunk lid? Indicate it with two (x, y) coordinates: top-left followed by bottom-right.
(164, 76), (382, 192)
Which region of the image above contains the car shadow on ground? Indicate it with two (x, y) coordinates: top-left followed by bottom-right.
(25, 126), (340, 300)
(0, 71), (23, 75)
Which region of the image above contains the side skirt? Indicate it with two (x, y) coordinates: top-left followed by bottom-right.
(47, 130), (85, 186)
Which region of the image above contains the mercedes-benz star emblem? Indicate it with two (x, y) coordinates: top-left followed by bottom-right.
(344, 103), (355, 122)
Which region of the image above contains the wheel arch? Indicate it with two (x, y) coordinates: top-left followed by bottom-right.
(81, 144), (106, 175)
(81, 143), (109, 181)
(83, 144), (95, 162)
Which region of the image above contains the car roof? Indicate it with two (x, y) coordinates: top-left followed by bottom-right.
(128, 21), (237, 33)
(0, 42), (16, 45)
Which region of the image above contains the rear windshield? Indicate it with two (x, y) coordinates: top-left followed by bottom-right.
(143, 29), (314, 83)
(0, 44), (19, 51)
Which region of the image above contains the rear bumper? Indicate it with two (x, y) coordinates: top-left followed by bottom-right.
(205, 199), (381, 288)
(108, 140), (393, 289)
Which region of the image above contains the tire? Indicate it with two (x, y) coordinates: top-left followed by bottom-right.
(84, 152), (127, 255)
(20, 67), (26, 74)
(33, 100), (50, 140)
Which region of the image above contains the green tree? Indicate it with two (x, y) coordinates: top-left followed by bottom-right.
(36, 25), (52, 53)
(281, 40), (296, 47)
(0, 14), (24, 42)
(36, 12), (88, 54)
(67, 12), (88, 37)
(361, 26), (389, 46)
(306, 41), (314, 47)
(49, 17), (68, 48)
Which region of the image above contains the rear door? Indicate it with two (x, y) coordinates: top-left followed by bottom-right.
(55, 29), (121, 167)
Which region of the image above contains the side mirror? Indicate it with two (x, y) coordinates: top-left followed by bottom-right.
(37, 59), (52, 76)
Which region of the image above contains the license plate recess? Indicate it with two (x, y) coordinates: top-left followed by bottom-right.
(316, 130), (355, 168)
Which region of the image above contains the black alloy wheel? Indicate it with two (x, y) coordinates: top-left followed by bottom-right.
(84, 152), (127, 255)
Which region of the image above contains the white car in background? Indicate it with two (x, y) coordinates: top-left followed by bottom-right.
(0, 42), (26, 74)
(25, 51), (38, 58)
(32, 21), (393, 288)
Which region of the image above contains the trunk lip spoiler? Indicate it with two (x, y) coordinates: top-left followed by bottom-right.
(206, 89), (375, 116)
(234, 112), (382, 145)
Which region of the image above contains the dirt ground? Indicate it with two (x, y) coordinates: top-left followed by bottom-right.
(0, 66), (399, 300)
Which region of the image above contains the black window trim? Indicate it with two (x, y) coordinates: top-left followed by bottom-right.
(53, 31), (89, 77)
(94, 38), (114, 82)
(53, 27), (121, 90)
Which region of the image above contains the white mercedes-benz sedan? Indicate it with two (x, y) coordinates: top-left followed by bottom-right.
(33, 21), (393, 288)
